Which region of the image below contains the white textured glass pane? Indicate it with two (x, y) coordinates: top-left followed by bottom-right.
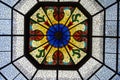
(13, 11), (24, 35)
(59, 70), (81, 80)
(79, 58), (102, 79)
(0, 3), (11, 19)
(0, 20), (11, 35)
(14, 0), (37, 14)
(0, 52), (11, 67)
(96, 66), (114, 80)
(13, 36), (24, 60)
(0, 64), (19, 80)
(92, 12), (104, 36)
(80, 0), (102, 15)
(0, 36), (11, 51)
(1, 0), (19, 7)
(33, 70), (56, 80)
(106, 4), (117, 20)
(92, 38), (103, 62)
(14, 57), (36, 79)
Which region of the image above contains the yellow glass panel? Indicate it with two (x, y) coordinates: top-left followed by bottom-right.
(70, 37), (86, 48)
(30, 43), (52, 64)
(59, 7), (72, 25)
(66, 8), (87, 29)
(69, 24), (86, 35)
(59, 47), (71, 64)
(31, 36), (47, 48)
(45, 46), (73, 65)
(31, 7), (52, 28)
(31, 24), (47, 35)
(66, 44), (87, 64)
(46, 47), (58, 63)
(45, 7), (58, 25)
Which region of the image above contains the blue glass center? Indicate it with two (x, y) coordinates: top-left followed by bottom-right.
(47, 24), (70, 48)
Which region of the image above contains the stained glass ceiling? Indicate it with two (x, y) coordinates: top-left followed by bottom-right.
(0, 0), (120, 80)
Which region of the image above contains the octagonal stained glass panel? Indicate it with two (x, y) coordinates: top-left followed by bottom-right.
(25, 3), (92, 69)
(0, 0), (120, 80)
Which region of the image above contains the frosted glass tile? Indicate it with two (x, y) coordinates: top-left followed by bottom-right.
(33, 70), (56, 80)
(98, 0), (116, 7)
(105, 54), (116, 70)
(0, 36), (11, 51)
(59, 70), (82, 80)
(0, 20), (11, 35)
(13, 36), (24, 60)
(80, 0), (102, 15)
(0, 74), (5, 80)
(39, 0), (57, 1)
(79, 58), (102, 79)
(96, 66), (114, 80)
(105, 38), (117, 53)
(92, 38), (103, 62)
(60, 0), (78, 2)
(14, 57), (36, 79)
(0, 3), (11, 19)
(112, 75), (120, 80)
(105, 21), (117, 36)
(13, 11), (24, 35)
(92, 12), (104, 36)
(89, 75), (99, 80)
(118, 54), (120, 74)
(106, 4), (117, 20)
(0, 52), (11, 67)
(1, 0), (19, 7)
(14, 0), (37, 14)
(0, 64), (19, 80)
(14, 74), (27, 80)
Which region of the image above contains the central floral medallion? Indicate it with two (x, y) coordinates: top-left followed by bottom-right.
(25, 3), (91, 69)
(47, 24), (70, 48)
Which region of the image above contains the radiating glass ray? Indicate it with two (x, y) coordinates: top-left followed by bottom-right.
(29, 35), (48, 51)
(69, 37), (87, 50)
(30, 22), (47, 36)
(69, 20), (88, 36)
(31, 7), (52, 28)
(66, 8), (87, 29)
(43, 6), (58, 25)
(66, 43), (87, 64)
(30, 43), (52, 64)
(59, 7), (75, 25)
(59, 46), (74, 65)
(42, 46), (58, 65)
